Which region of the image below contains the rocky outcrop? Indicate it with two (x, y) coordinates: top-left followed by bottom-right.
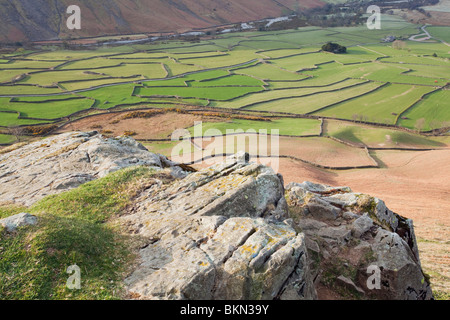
(122, 153), (316, 300)
(0, 132), (433, 300)
(0, 131), (172, 206)
(286, 182), (433, 300)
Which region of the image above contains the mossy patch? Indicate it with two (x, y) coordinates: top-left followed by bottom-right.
(0, 166), (159, 299)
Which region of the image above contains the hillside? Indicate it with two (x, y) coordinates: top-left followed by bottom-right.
(0, 0), (324, 43)
(0, 132), (433, 300)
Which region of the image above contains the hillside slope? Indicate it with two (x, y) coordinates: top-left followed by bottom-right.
(0, 132), (434, 300)
(0, 0), (324, 42)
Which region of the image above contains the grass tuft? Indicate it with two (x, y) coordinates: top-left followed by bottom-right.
(0, 166), (161, 299)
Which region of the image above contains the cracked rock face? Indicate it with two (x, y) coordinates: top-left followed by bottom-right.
(0, 131), (169, 206)
(286, 182), (433, 300)
(123, 153), (316, 300)
(0, 132), (432, 300)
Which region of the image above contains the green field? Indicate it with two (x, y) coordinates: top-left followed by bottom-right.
(324, 119), (447, 148)
(428, 26), (450, 43)
(398, 89), (450, 131)
(316, 84), (436, 124)
(0, 17), (448, 137)
(189, 118), (321, 137)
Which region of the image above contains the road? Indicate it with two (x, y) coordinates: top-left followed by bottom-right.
(409, 25), (432, 42)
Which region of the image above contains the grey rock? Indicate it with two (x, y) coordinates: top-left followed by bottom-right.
(306, 197), (341, 221)
(322, 193), (360, 207)
(123, 154), (316, 300)
(343, 211), (359, 221)
(336, 275), (365, 295)
(356, 228), (433, 300)
(286, 180), (433, 300)
(373, 198), (399, 231)
(297, 218), (328, 232)
(0, 212), (37, 232)
(0, 132), (173, 206)
(287, 181), (352, 194)
(351, 213), (374, 238)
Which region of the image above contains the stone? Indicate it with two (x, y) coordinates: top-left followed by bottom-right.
(336, 275), (365, 296)
(286, 181), (352, 194)
(122, 153), (316, 300)
(317, 225), (351, 245)
(286, 180), (433, 300)
(361, 229), (433, 300)
(351, 213), (374, 238)
(306, 197), (341, 221)
(0, 212), (37, 232)
(0, 131), (175, 206)
(342, 211), (359, 221)
(0, 132), (433, 300)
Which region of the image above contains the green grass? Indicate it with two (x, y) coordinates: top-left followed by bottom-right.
(271, 52), (335, 72)
(0, 97), (94, 120)
(428, 26), (450, 43)
(26, 48), (135, 61)
(188, 118), (321, 137)
(0, 111), (51, 127)
(2, 60), (63, 69)
(398, 89), (450, 131)
(0, 85), (64, 95)
(0, 21), (449, 130)
(247, 82), (382, 114)
(135, 85), (264, 101)
(0, 134), (16, 144)
(261, 48), (321, 58)
(325, 120), (447, 148)
(316, 84), (435, 124)
(163, 59), (204, 76)
(0, 166), (160, 299)
(142, 141), (191, 157)
(0, 204), (28, 219)
(238, 40), (299, 50)
(61, 77), (143, 92)
(59, 58), (123, 70)
(0, 69), (33, 83)
(401, 64), (450, 80)
(180, 48), (258, 69)
(20, 70), (106, 87)
(191, 74), (264, 87)
(234, 62), (307, 81)
(81, 84), (144, 108)
(99, 63), (167, 79)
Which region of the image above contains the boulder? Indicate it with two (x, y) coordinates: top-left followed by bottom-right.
(0, 132), (433, 300)
(351, 213), (374, 238)
(123, 153), (316, 300)
(0, 131), (171, 206)
(0, 212), (37, 232)
(363, 229), (433, 300)
(336, 275), (365, 296)
(286, 181), (433, 300)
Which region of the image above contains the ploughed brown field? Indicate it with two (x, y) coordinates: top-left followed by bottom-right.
(56, 112), (450, 295)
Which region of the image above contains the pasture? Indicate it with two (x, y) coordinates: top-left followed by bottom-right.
(0, 17), (448, 138)
(1, 18), (449, 298)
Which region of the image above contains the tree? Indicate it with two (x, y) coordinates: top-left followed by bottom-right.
(322, 42), (347, 54)
(392, 40), (406, 50)
(7, 125), (25, 142)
